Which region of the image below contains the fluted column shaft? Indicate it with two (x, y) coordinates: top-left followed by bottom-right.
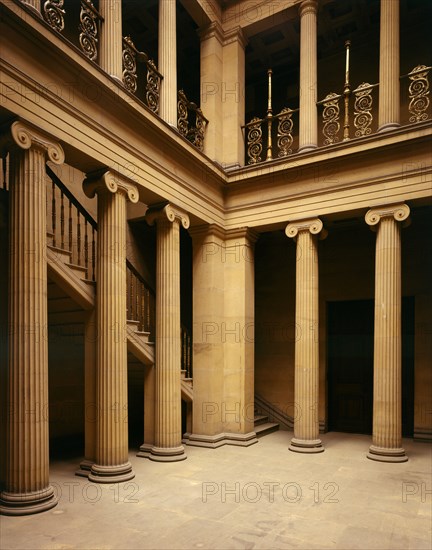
(159, 0), (177, 126)
(0, 121), (64, 515)
(21, 0), (41, 13)
(146, 204), (189, 461)
(84, 171), (138, 482)
(286, 219), (324, 453)
(366, 203), (410, 462)
(378, 0), (400, 131)
(99, 0), (123, 81)
(298, 0), (318, 152)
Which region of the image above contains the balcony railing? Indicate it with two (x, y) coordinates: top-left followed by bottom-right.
(244, 42), (431, 166)
(122, 36), (163, 114)
(243, 70), (299, 165)
(177, 90), (208, 152)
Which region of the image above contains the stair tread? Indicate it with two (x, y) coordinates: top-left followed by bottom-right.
(254, 414), (269, 425)
(255, 422), (279, 435)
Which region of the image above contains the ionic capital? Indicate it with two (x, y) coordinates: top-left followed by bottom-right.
(365, 203), (410, 228)
(146, 203), (190, 229)
(83, 170), (139, 203)
(299, 0), (318, 18)
(0, 120), (64, 164)
(285, 218), (325, 239)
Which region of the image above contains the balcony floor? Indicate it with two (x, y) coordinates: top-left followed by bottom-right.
(2, 431), (431, 549)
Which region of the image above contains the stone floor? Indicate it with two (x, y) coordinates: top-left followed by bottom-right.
(1, 431), (431, 550)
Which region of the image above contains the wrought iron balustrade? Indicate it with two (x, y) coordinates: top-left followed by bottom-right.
(401, 65), (431, 124)
(122, 36), (163, 114)
(181, 324), (192, 379)
(177, 90), (208, 151)
(243, 70), (298, 165)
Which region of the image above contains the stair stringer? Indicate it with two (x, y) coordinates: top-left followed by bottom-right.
(254, 393), (294, 431)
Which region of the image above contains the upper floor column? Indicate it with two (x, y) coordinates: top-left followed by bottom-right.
(298, 0), (318, 152)
(21, 0), (41, 14)
(99, 0), (123, 81)
(159, 0), (178, 127)
(378, 0), (400, 132)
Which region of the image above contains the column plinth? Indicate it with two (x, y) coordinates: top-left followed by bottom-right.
(298, 0), (318, 152)
(378, 0), (400, 132)
(0, 121), (64, 515)
(146, 204), (190, 462)
(365, 203), (410, 462)
(286, 218), (325, 454)
(83, 171), (138, 483)
(159, 0), (177, 127)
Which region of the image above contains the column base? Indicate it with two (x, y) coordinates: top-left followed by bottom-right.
(75, 459), (94, 478)
(367, 444), (408, 463)
(88, 461), (135, 483)
(377, 122), (401, 133)
(149, 445), (187, 462)
(185, 432), (258, 448)
(136, 443), (153, 458)
(0, 486), (57, 516)
(298, 144), (318, 153)
(289, 437), (324, 453)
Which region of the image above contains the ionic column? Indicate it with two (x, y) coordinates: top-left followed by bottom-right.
(99, 0), (123, 81)
(0, 120), (64, 515)
(378, 0), (400, 132)
(286, 218), (325, 453)
(365, 203), (410, 462)
(298, 0), (318, 152)
(146, 204), (189, 461)
(159, 0), (177, 127)
(83, 170), (138, 482)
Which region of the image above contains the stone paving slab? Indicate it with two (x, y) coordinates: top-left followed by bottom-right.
(1, 431), (431, 550)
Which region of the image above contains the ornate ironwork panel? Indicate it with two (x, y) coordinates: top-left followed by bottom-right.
(146, 59), (161, 114)
(43, 0), (65, 32)
(177, 90), (189, 137)
(79, 0), (100, 61)
(246, 117), (263, 164)
(353, 82), (374, 137)
(408, 65), (430, 123)
(322, 92), (341, 145)
(276, 108), (294, 157)
(122, 37), (138, 94)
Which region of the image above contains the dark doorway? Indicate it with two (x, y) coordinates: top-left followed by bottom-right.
(328, 300), (374, 434)
(327, 298), (415, 436)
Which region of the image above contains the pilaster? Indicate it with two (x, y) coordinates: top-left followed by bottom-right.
(0, 120), (64, 515)
(365, 203), (410, 462)
(286, 218), (325, 453)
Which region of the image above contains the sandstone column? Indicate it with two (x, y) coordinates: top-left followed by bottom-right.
(298, 0), (318, 152)
(146, 204), (189, 461)
(99, 0), (123, 81)
(159, 0), (177, 126)
(83, 170), (138, 482)
(365, 203), (410, 462)
(378, 0), (400, 132)
(286, 218), (325, 453)
(22, 0), (41, 14)
(0, 120), (64, 515)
